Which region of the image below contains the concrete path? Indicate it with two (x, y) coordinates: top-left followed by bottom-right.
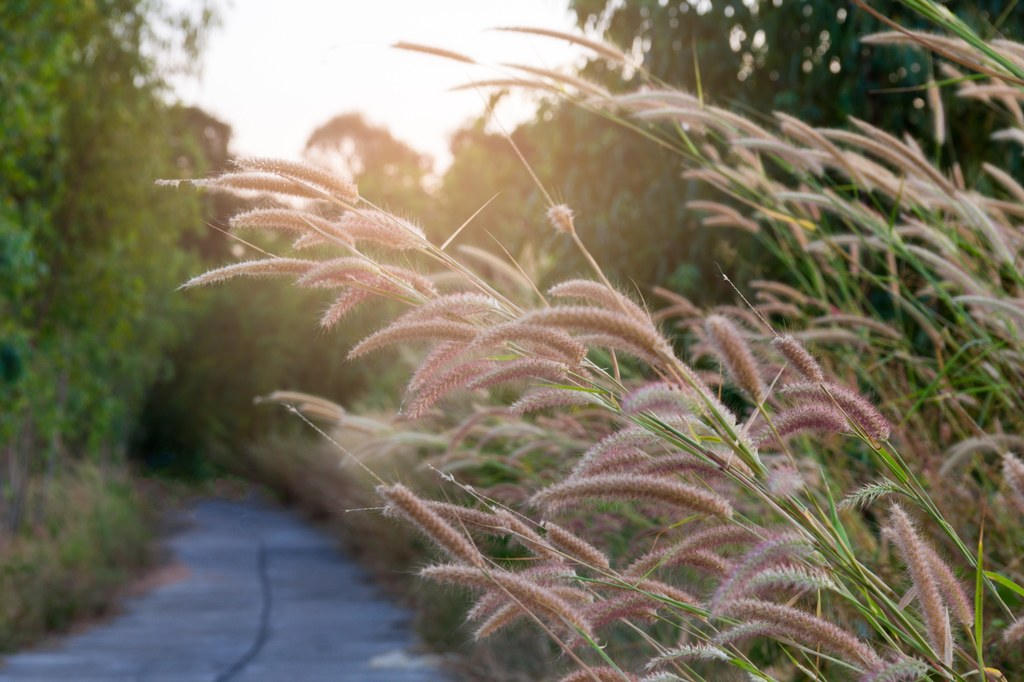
(0, 498), (448, 682)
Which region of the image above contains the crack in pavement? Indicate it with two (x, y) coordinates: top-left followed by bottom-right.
(214, 540), (270, 682)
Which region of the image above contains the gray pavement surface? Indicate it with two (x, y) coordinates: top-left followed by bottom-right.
(0, 498), (448, 682)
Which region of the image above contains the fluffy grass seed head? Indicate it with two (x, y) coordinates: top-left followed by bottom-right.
(228, 207), (353, 245)
(169, 171), (329, 201)
(766, 463), (805, 497)
(378, 484), (485, 567)
(861, 657), (932, 682)
(585, 592), (663, 629)
(531, 473), (733, 518)
(419, 563), (594, 638)
(427, 500), (506, 535)
(755, 403), (848, 448)
(349, 320), (478, 358)
(320, 290), (372, 328)
(234, 156), (358, 203)
(472, 322), (588, 364)
(645, 643), (731, 670)
(547, 204), (576, 235)
(704, 315), (767, 403)
(509, 387), (598, 414)
(636, 452), (724, 481)
(1004, 615), (1024, 644)
(919, 542), (973, 630)
(548, 279), (649, 322)
(402, 359), (493, 419)
(465, 358), (570, 391)
(541, 521), (611, 571)
(338, 209), (427, 250)
(626, 525), (755, 578)
(180, 257), (315, 289)
(884, 504), (950, 654)
(406, 341), (467, 395)
(472, 602), (523, 640)
(1002, 453), (1024, 515)
(464, 563), (584, 625)
(402, 292), (500, 323)
(621, 382), (692, 417)
(772, 335), (825, 383)
(782, 382), (891, 442)
(709, 533), (812, 613)
(522, 306), (673, 367)
(492, 509), (563, 562)
(569, 426), (664, 481)
(721, 598), (882, 670)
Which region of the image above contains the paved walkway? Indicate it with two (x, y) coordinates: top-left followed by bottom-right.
(0, 498), (448, 682)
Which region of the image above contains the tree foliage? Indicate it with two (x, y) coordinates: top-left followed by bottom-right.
(133, 110), (424, 477)
(305, 112), (432, 217)
(573, 0), (1021, 169)
(0, 0), (212, 511)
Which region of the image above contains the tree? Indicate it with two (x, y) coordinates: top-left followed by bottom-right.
(0, 0), (212, 523)
(305, 112), (432, 218)
(570, 0), (1023, 176)
(133, 110), (431, 476)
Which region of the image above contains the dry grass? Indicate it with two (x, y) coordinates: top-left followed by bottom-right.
(0, 464), (153, 652)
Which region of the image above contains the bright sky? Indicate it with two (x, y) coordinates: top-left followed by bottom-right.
(170, 0), (587, 171)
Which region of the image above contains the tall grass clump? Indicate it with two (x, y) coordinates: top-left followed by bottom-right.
(169, 5), (1023, 680)
(0, 464), (152, 651)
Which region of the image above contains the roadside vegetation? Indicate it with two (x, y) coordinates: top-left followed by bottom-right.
(0, 465), (151, 651)
(0, 0), (212, 649)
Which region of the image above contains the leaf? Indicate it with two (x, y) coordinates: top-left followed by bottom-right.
(820, 467), (851, 550)
(974, 528), (985, 676)
(898, 586), (918, 611)
(983, 571), (1024, 599)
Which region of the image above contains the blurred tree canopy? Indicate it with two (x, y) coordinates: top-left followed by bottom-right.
(305, 112), (432, 218)
(132, 110), (424, 477)
(572, 0), (1021, 169)
(0, 0), (213, 503)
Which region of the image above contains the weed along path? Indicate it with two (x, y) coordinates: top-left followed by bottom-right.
(0, 498), (447, 682)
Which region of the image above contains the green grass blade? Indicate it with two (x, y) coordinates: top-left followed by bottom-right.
(974, 527), (985, 675)
(983, 571), (1024, 599)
